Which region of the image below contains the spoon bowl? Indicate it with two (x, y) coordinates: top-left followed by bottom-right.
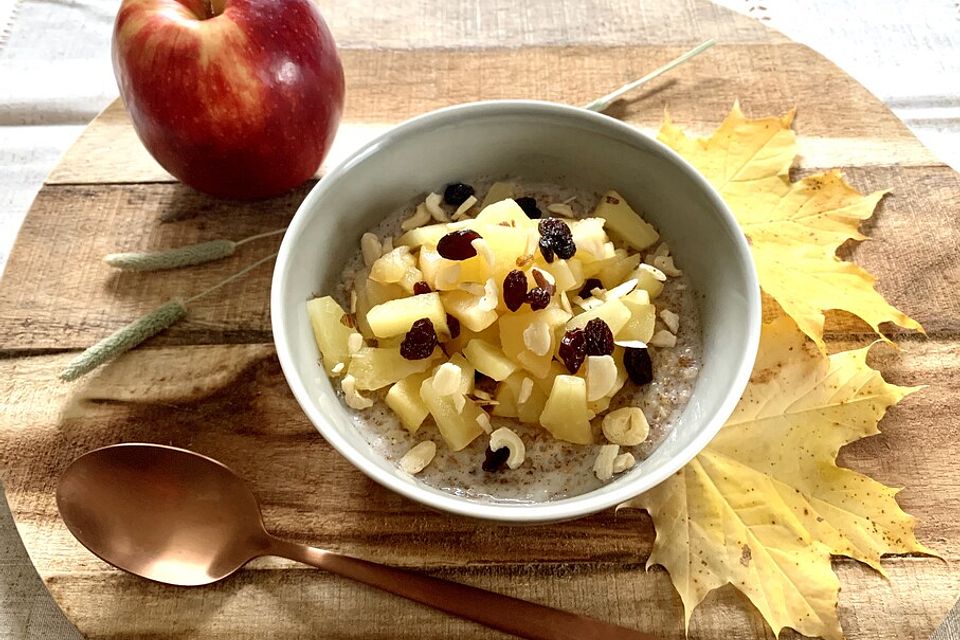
(57, 443), (267, 586)
(56, 443), (653, 640)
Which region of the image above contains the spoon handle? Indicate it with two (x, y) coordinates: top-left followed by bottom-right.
(268, 538), (653, 640)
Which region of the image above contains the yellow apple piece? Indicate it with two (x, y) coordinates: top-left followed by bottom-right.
(592, 189), (659, 250)
(441, 289), (499, 332)
(448, 352), (476, 395)
(566, 297), (631, 334)
(619, 290), (656, 342)
(442, 322), (500, 355)
(463, 339), (518, 381)
(385, 371), (433, 432)
(542, 259), (582, 292)
(419, 376), (486, 451)
(348, 347), (436, 391)
(493, 372), (547, 424)
(366, 292), (448, 338)
(500, 307), (571, 378)
(631, 264), (666, 299)
(370, 247), (416, 285)
(306, 296), (359, 375)
(540, 375), (593, 444)
(458, 223), (528, 283)
(598, 252), (643, 289)
(568, 218), (609, 260)
(397, 222), (450, 248)
(479, 183), (519, 210)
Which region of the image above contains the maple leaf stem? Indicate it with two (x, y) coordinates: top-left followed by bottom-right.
(583, 39), (716, 113)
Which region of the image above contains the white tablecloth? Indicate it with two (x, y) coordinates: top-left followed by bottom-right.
(1, 1), (958, 637)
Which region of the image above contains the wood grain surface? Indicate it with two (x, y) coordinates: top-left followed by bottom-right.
(1, 1), (958, 639)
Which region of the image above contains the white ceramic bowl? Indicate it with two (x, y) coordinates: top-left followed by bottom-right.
(272, 100), (760, 523)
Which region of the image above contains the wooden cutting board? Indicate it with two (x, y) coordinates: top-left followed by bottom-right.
(2, 1), (958, 638)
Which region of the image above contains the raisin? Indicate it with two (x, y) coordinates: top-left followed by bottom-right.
(413, 281), (431, 295)
(583, 318), (614, 356)
(400, 318), (438, 360)
(538, 236), (555, 263)
(578, 278), (603, 298)
(502, 269), (528, 312)
(558, 328), (587, 373)
(482, 446), (510, 472)
(445, 313), (461, 339)
(526, 287), (551, 311)
(515, 196), (542, 219)
(443, 182), (475, 206)
(437, 229), (481, 260)
(624, 347), (653, 385)
(538, 218), (573, 242)
(553, 237), (576, 260)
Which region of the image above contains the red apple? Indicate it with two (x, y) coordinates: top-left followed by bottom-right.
(112, 0), (345, 199)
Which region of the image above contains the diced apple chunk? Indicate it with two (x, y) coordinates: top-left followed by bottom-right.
(442, 323), (500, 356)
(463, 339), (518, 381)
(385, 371), (432, 432)
(479, 185), (519, 212)
(542, 259), (582, 292)
(307, 296), (360, 375)
(441, 290), (499, 332)
(354, 271), (406, 338)
(568, 218), (609, 260)
(370, 247), (416, 285)
(631, 264), (666, 299)
(348, 347), (435, 391)
(366, 292), (448, 338)
(397, 223), (449, 249)
(493, 372), (547, 424)
(540, 375), (593, 444)
(500, 307), (571, 378)
(618, 290), (656, 343)
(592, 190), (659, 250)
(566, 297), (631, 334)
(598, 252), (642, 289)
(419, 376), (486, 451)
(458, 223), (528, 283)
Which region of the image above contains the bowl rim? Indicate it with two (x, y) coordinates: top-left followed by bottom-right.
(271, 99), (761, 523)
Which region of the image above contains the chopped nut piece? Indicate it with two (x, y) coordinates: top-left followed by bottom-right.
(349, 290), (357, 314)
(360, 232), (382, 267)
(425, 192), (448, 222)
(604, 278), (638, 301)
(432, 362), (462, 396)
(612, 452), (636, 474)
(341, 374), (373, 409)
(476, 412), (493, 434)
(601, 407), (650, 446)
(649, 329), (677, 348)
(523, 321), (552, 356)
(451, 195), (478, 220)
(653, 255), (682, 277)
(347, 332), (364, 354)
(593, 444), (620, 481)
(399, 441), (437, 474)
(489, 427), (526, 469)
(585, 355), (618, 401)
(331, 362), (345, 375)
(660, 309), (680, 333)
(653, 243), (670, 258)
(547, 203), (575, 218)
(400, 204), (432, 231)
(380, 236), (394, 255)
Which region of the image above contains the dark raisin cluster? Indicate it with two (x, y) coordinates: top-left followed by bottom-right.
(400, 318), (438, 360)
(537, 218), (576, 263)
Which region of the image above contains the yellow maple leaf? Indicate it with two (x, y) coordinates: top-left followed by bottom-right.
(658, 103), (922, 350)
(624, 317), (931, 639)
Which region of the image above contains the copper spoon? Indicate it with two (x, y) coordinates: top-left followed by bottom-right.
(57, 443), (652, 640)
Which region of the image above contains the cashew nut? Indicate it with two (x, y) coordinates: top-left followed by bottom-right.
(341, 374), (373, 410)
(593, 444), (620, 481)
(399, 441), (437, 474)
(360, 232), (382, 267)
(546, 203), (575, 218)
(601, 407), (650, 446)
(489, 427), (526, 469)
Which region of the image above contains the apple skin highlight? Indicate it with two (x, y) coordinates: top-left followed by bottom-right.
(113, 0), (345, 199)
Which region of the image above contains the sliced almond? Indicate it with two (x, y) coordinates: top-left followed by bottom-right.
(477, 277), (499, 312)
(380, 236), (394, 255)
(522, 321), (552, 357)
(472, 237), (496, 267)
(399, 441), (437, 474)
(547, 203), (575, 218)
(518, 377), (534, 405)
(349, 289), (357, 314)
(331, 362), (345, 375)
(559, 291), (573, 313)
(604, 278), (638, 301)
(614, 339), (648, 350)
(476, 412), (493, 434)
(637, 263), (667, 282)
(432, 362), (462, 396)
(452, 393), (467, 413)
(452, 195), (478, 220)
(585, 355), (618, 401)
(360, 232), (382, 267)
(425, 192), (448, 222)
